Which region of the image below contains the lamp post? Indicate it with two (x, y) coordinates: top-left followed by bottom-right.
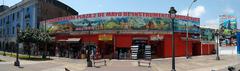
(14, 24), (20, 66)
(3, 35), (6, 56)
(215, 29), (220, 60)
(186, 0), (197, 59)
(169, 7), (177, 71)
(87, 21), (93, 67)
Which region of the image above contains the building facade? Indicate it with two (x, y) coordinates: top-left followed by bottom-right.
(0, 0), (78, 52)
(41, 12), (215, 59)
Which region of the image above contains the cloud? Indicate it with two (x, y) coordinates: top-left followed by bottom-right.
(224, 7), (235, 14)
(179, 5), (206, 17)
(202, 19), (219, 29)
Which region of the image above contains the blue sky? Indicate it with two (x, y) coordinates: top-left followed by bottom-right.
(3, 0), (240, 29)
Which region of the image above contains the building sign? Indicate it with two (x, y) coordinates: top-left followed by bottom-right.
(219, 15), (237, 46)
(201, 28), (215, 42)
(150, 35), (163, 41)
(40, 12), (200, 34)
(98, 34), (113, 41)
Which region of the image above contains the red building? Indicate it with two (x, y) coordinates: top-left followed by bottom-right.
(41, 12), (215, 59)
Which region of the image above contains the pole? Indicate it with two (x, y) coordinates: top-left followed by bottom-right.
(3, 36), (6, 56)
(14, 43), (20, 66)
(87, 24), (92, 67)
(14, 25), (20, 66)
(171, 18), (176, 71)
(2, 0), (4, 5)
(216, 30), (220, 60)
(186, 1), (196, 59)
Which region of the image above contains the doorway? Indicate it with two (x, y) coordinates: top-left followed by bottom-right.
(117, 48), (130, 59)
(132, 38), (148, 59)
(192, 42), (201, 56)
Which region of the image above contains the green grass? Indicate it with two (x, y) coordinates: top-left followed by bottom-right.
(0, 51), (52, 61)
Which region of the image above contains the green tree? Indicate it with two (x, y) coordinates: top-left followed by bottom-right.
(37, 31), (51, 59)
(18, 28), (35, 59)
(18, 28), (52, 59)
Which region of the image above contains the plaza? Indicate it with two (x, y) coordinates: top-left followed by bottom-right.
(0, 0), (239, 71)
(0, 54), (240, 71)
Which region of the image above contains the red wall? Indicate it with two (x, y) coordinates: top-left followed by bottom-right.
(80, 34), (99, 44)
(55, 35), (68, 40)
(115, 35), (132, 48)
(54, 33), (206, 58)
(192, 42), (201, 56)
(162, 33), (202, 58)
(201, 44), (215, 55)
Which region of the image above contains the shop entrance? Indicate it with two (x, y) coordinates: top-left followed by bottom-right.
(117, 48), (130, 59)
(132, 38), (148, 59)
(98, 41), (114, 59)
(192, 42), (201, 56)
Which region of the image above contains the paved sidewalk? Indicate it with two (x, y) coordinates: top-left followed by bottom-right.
(0, 56), (87, 71)
(152, 55), (240, 71)
(84, 60), (157, 71)
(1, 55), (240, 71)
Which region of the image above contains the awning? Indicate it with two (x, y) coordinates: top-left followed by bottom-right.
(66, 38), (81, 42)
(57, 39), (67, 42)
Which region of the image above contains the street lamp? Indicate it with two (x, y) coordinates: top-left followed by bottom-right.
(169, 7), (177, 71)
(87, 21), (93, 67)
(215, 29), (220, 60)
(3, 35), (6, 56)
(186, 0), (197, 59)
(14, 24), (20, 66)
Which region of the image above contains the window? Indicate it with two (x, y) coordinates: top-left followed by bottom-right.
(7, 16), (9, 24)
(3, 29), (4, 35)
(17, 12), (20, 20)
(12, 14), (15, 21)
(0, 30), (2, 37)
(12, 27), (15, 35)
(7, 28), (9, 35)
(4, 18), (5, 25)
(0, 19), (2, 26)
(27, 8), (29, 11)
(8, 16), (9, 21)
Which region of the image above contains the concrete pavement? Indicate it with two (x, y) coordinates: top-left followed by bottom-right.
(0, 56), (86, 71)
(83, 60), (157, 71)
(1, 55), (240, 71)
(152, 55), (240, 71)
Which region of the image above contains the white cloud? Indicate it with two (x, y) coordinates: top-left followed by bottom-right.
(203, 19), (219, 29)
(224, 7), (235, 14)
(179, 5), (206, 17)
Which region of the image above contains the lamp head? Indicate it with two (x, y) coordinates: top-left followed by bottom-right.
(169, 7), (177, 19)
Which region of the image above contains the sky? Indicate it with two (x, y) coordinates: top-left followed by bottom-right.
(2, 0), (240, 29)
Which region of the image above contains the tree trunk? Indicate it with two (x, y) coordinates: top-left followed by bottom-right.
(28, 43), (31, 59)
(42, 43), (47, 59)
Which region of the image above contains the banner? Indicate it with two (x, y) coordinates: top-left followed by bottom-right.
(99, 34), (113, 41)
(219, 15), (237, 46)
(40, 12), (200, 34)
(201, 28), (215, 42)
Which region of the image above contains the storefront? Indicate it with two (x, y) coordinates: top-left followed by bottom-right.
(40, 12), (214, 59)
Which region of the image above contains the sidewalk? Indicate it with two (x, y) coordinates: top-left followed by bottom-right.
(0, 55), (87, 71)
(1, 55), (240, 71)
(152, 55), (240, 71)
(84, 59), (157, 71)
